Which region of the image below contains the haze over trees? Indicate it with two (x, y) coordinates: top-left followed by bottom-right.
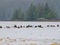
(12, 2), (57, 21)
(0, 0), (60, 20)
(12, 9), (24, 21)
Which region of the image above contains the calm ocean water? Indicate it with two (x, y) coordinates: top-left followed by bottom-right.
(0, 21), (60, 45)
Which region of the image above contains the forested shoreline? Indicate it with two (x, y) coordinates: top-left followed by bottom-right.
(11, 2), (57, 21)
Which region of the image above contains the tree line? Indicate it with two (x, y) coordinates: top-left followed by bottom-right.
(11, 2), (57, 21)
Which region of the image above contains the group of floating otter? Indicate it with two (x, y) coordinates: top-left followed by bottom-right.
(0, 24), (59, 29)
(0, 25), (43, 28)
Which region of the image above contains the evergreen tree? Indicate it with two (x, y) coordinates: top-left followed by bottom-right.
(26, 3), (36, 21)
(12, 9), (24, 21)
(35, 3), (44, 18)
(43, 2), (56, 19)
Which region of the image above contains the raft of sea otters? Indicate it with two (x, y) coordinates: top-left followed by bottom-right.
(0, 24), (59, 28)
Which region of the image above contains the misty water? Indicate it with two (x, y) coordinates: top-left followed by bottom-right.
(0, 22), (60, 45)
